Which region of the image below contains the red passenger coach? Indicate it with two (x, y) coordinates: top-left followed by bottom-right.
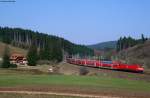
(66, 58), (144, 73)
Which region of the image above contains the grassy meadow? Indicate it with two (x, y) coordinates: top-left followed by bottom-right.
(0, 69), (150, 92)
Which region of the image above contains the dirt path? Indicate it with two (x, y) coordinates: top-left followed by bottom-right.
(0, 91), (120, 98)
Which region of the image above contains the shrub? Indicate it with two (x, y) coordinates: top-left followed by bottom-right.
(79, 66), (89, 75)
(9, 64), (17, 68)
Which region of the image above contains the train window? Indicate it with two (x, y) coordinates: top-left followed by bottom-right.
(101, 61), (113, 64)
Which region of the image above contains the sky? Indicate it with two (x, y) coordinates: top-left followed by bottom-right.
(0, 0), (150, 45)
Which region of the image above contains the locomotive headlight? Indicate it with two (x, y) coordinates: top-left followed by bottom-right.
(137, 67), (144, 71)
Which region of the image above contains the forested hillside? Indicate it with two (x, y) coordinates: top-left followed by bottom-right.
(87, 41), (117, 50)
(0, 27), (93, 62)
(116, 34), (148, 52)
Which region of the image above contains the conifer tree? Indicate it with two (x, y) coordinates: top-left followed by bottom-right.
(141, 34), (146, 43)
(1, 45), (10, 68)
(27, 44), (38, 66)
(52, 41), (63, 62)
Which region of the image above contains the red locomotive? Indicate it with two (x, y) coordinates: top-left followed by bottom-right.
(66, 58), (144, 73)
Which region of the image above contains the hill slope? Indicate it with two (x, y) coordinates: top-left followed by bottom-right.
(0, 42), (27, 57)
(118, 40), (150, 69)
(87, 41), (117, 50)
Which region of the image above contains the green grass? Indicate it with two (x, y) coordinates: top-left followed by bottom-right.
(0, 73), (150, 92)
